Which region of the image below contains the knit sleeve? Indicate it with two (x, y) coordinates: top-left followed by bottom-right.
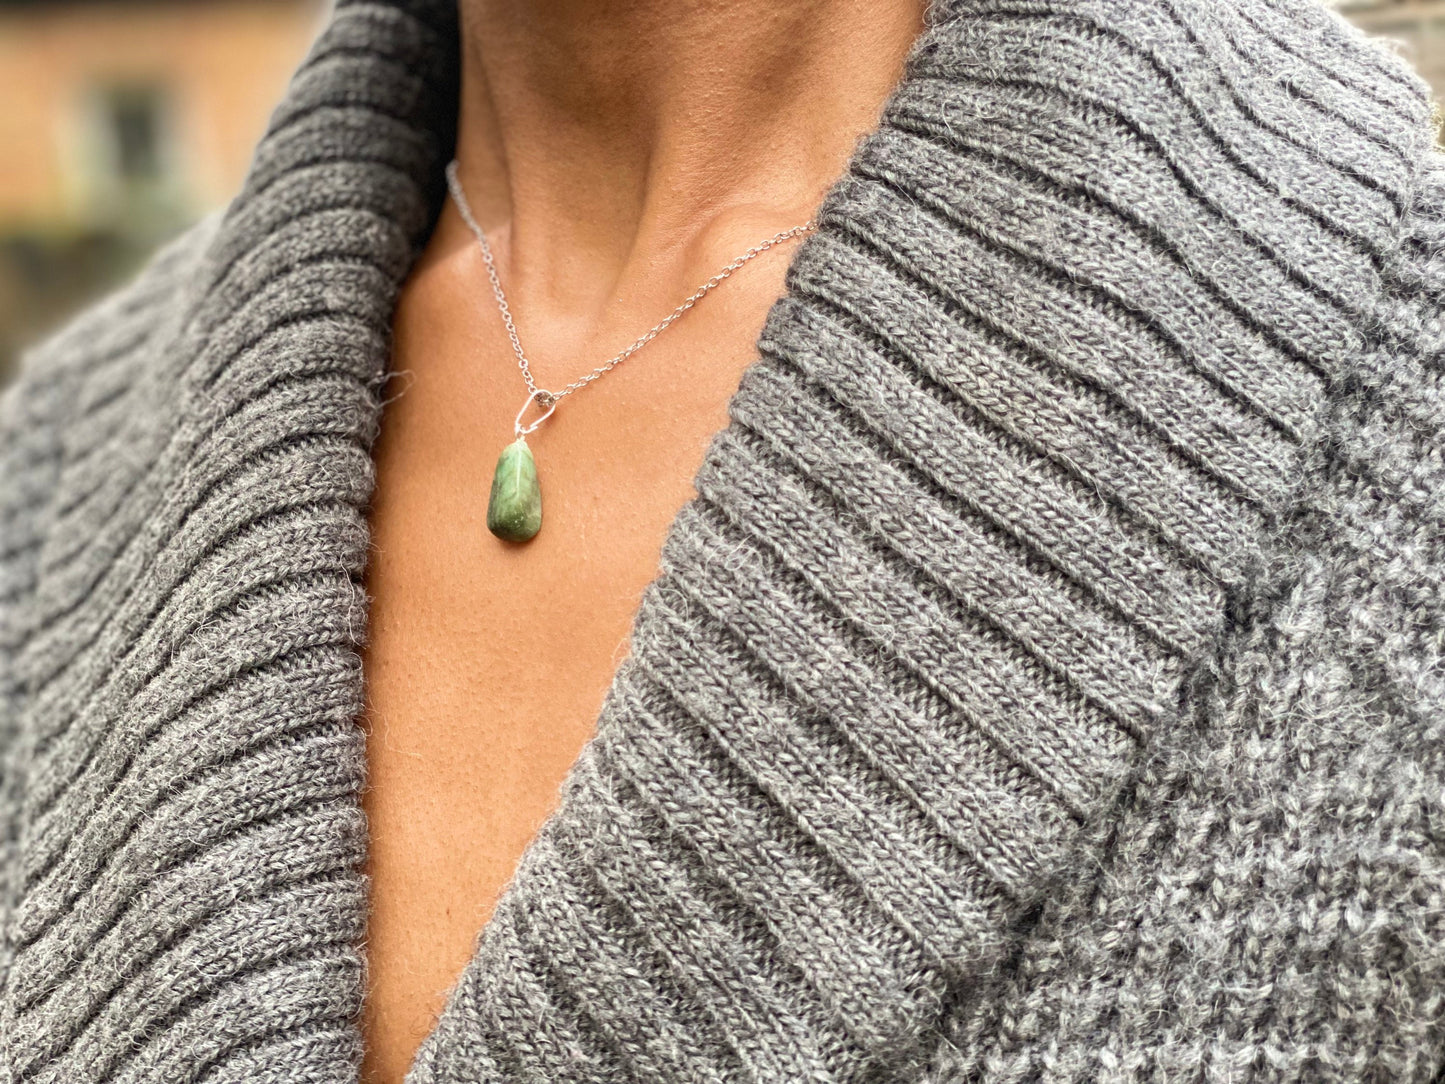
(406, 2), (1444, 1082)
(0, 214), (221, 991)
(0, 341), (70, 995)
(921, 121), (1445, 1084)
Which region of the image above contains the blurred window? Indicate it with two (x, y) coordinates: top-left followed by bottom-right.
(106, 85), (164, 182)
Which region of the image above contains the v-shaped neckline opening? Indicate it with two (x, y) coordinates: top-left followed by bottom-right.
(360, 184), (844, 1084)
(340, 4), (951, 1079)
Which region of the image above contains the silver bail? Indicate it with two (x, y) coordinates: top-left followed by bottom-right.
(514, 388), (557, 438)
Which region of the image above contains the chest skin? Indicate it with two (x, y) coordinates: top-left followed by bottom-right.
(357, 209), (801, 1084)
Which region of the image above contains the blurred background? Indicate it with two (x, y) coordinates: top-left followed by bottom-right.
(0, 0), (1438, 388)
(0, 0), (326, 386)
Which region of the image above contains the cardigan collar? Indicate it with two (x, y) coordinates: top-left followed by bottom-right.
(5, 0), (1436, 1080)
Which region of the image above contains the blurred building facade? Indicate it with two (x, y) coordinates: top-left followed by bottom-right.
(0, 0), (325, 383)
(0, 0), (1442, 386)
(1339, 0), (1445, 95)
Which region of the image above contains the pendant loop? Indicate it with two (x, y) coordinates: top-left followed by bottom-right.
(514, 388), (557, 437)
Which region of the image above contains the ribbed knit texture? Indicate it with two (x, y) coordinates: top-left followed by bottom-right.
(1, 0), (1442, 1080)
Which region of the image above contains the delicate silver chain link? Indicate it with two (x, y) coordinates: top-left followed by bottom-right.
(445, 159), (816, 410)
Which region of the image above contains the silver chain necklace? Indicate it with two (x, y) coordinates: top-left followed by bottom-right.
(444, 158), (817, 543)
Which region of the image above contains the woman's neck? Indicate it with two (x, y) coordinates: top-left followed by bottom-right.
(451, 0), (930, 323)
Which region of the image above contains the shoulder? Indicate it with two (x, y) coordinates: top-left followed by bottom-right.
(907, 0), (1439, 214)
(878, 0), (1444, 381)
(1, 209), (223, 446)
(0, 210), (224, 631)
(2, 209), (223, 425)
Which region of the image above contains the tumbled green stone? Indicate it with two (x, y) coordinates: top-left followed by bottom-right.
(486, 437), (542, 542)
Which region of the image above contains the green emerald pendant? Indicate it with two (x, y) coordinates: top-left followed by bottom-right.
(486, 436), (543, 542)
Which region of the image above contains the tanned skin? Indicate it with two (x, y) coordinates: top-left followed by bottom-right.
(359, 1), (929, 1078)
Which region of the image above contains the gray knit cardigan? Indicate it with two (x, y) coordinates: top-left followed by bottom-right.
(3, 0), (1445, 1080)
